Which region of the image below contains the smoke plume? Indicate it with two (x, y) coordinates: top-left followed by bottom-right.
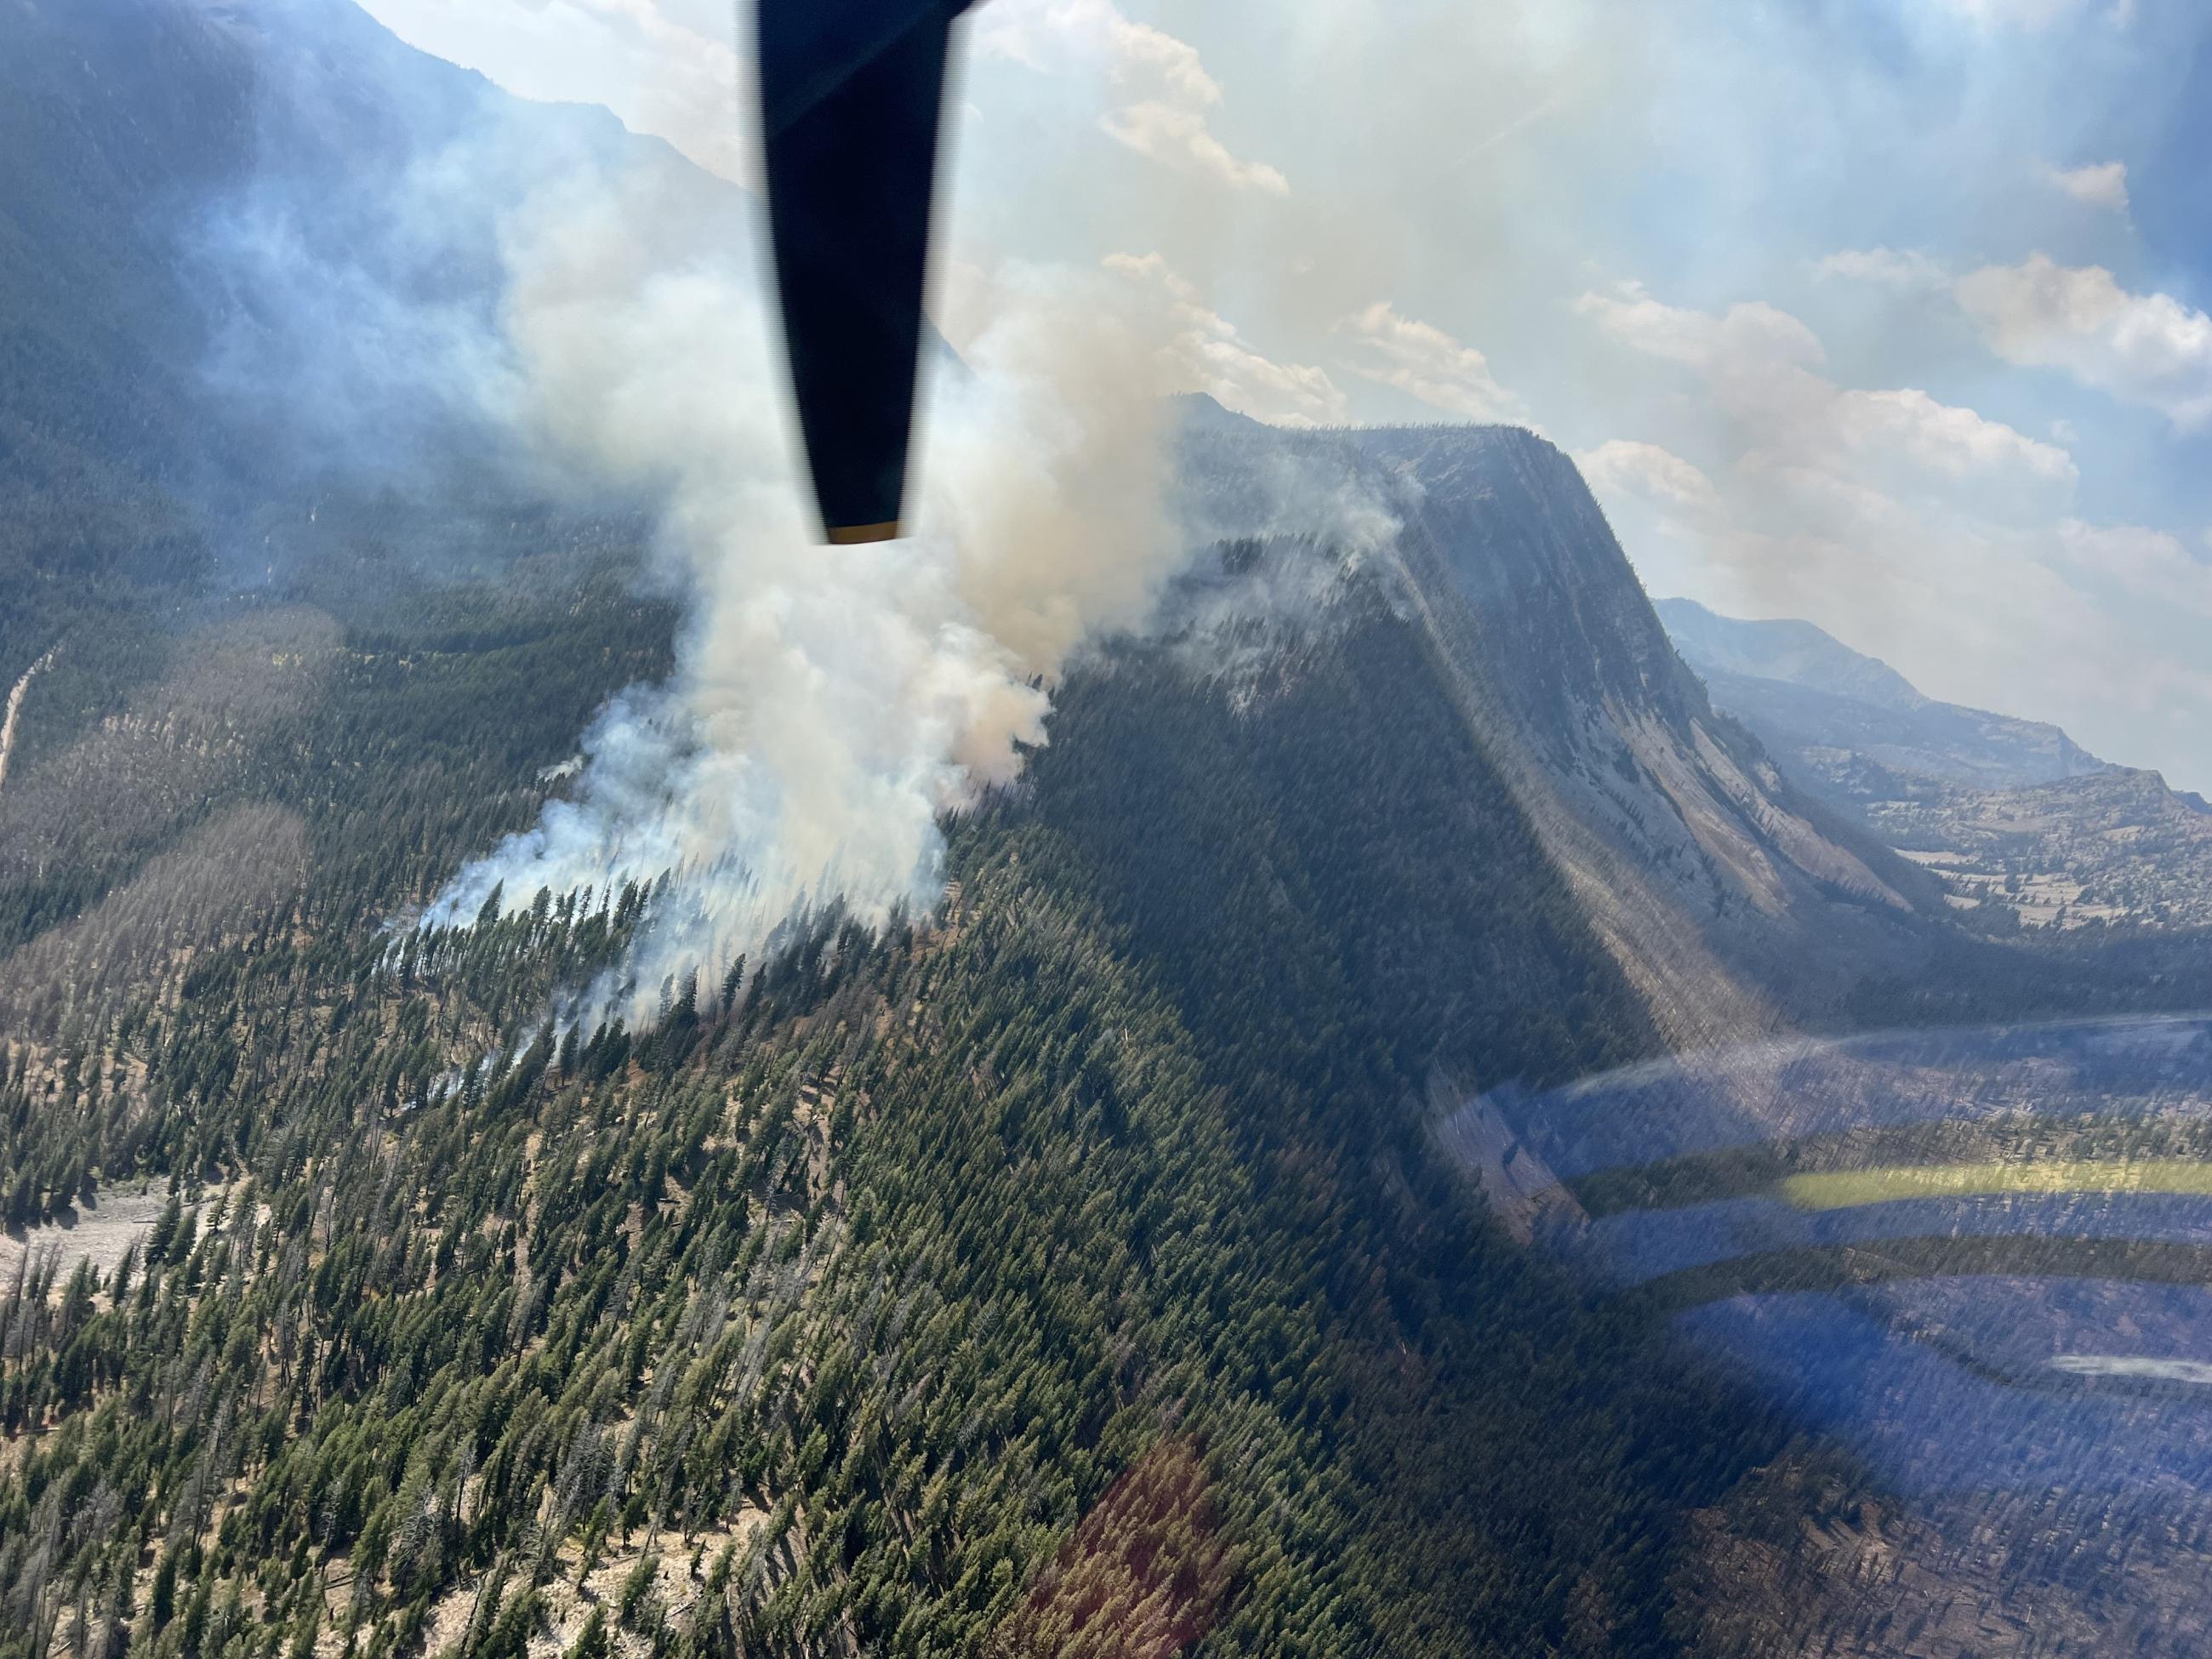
(188, 0), (1372, 1023)
(419, 150), (1195, 1016)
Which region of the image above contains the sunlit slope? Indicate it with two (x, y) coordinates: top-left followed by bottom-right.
(1784, 1157), (2212, 1209)
(1661, 598), (2212, 935)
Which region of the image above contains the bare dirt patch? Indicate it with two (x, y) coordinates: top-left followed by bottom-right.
(0, 1183), (171, 1290)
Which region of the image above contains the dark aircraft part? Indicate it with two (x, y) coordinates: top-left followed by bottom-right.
(757, 0), (971, 544)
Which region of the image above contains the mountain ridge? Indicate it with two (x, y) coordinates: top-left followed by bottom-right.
(1657, 599), (1934, 714)
(1659, 596), (2212, 932)
(1180, 410), (1941, 1048)
(1657, 596), (2109, 791)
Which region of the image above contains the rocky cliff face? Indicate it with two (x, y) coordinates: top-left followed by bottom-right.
(1177, 410), (1934, 1047)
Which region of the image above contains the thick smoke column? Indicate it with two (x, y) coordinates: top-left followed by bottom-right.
(425, 155), (1192, 1013)
(188, 0), (1291, 1022)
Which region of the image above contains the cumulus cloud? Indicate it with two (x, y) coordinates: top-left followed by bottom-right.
(1331, 301), (1529, 424)
(1102, 253), (1347, 424)
(1576, 440), (1724, 518)
(977, 0), (1288, 195)
(1100, 102), (1290, 195)
(1812, 247), (1949, 290)
(978, 0), (1217, 97)
(1576, 284), (1825, 373)
(1829, 387), (2077, 482)
(1577, 285), (2070, 488)
(2057, 519), (2212, 617)
(2044, 160), (2130, 213)
(1957, 254), (2212, 430)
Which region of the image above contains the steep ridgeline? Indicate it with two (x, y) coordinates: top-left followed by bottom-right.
(1178, 407), (1936, 1049)
(1658, 598), (2107, 795)
(1662, 598), (2212, 932)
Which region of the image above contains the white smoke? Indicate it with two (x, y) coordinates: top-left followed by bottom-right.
(423, 153), (1194, 1017)
(188, 1), (1366, 1023)
(0, 653), (56, 804)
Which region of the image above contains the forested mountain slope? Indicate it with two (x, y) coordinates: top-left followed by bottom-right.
(0, 6), (1804, 1655)
(0, 0), (245, 701)
(0, 521), (1819, 1659)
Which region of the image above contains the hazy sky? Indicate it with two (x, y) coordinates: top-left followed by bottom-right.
(360, 0), (2212, 790)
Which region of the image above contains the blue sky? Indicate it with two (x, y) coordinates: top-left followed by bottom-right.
(363, 0), (2212, 788)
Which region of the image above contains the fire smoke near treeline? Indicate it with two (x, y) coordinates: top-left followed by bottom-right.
(195, 29), (1236, 1024)
(190, 11), (1408, 1029)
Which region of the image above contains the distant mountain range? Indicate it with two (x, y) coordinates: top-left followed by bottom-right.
(1657, 598), (2108, 794)
(1661, 598), (2212, 931)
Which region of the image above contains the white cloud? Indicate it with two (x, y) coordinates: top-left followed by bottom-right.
(1575, 284), (1825, 373)
(1958, 254), (2212, 430)
(1830, 387), (2077, 482)
(1103, 253), (1347, 425)
(1100, 101), (1289, 195)
(1331, 301), (1527, 425)
(2044, 160), (2130, 214)
(1577, 286), (2071, 487)
(1577, 440), (1724, 517)
(1812, 247), (1949, 290)
(976, 0), (1288, 195)
(2058, 519), (2212, 617)
(978, 0), (1219, 100)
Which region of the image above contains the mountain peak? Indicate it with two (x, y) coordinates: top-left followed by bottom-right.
(1176, 420), (1933, 1045)
(1647, 601), (2212, 932)
(1660, 597), (2109, 794)
(1655, 597), (1930, 712)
